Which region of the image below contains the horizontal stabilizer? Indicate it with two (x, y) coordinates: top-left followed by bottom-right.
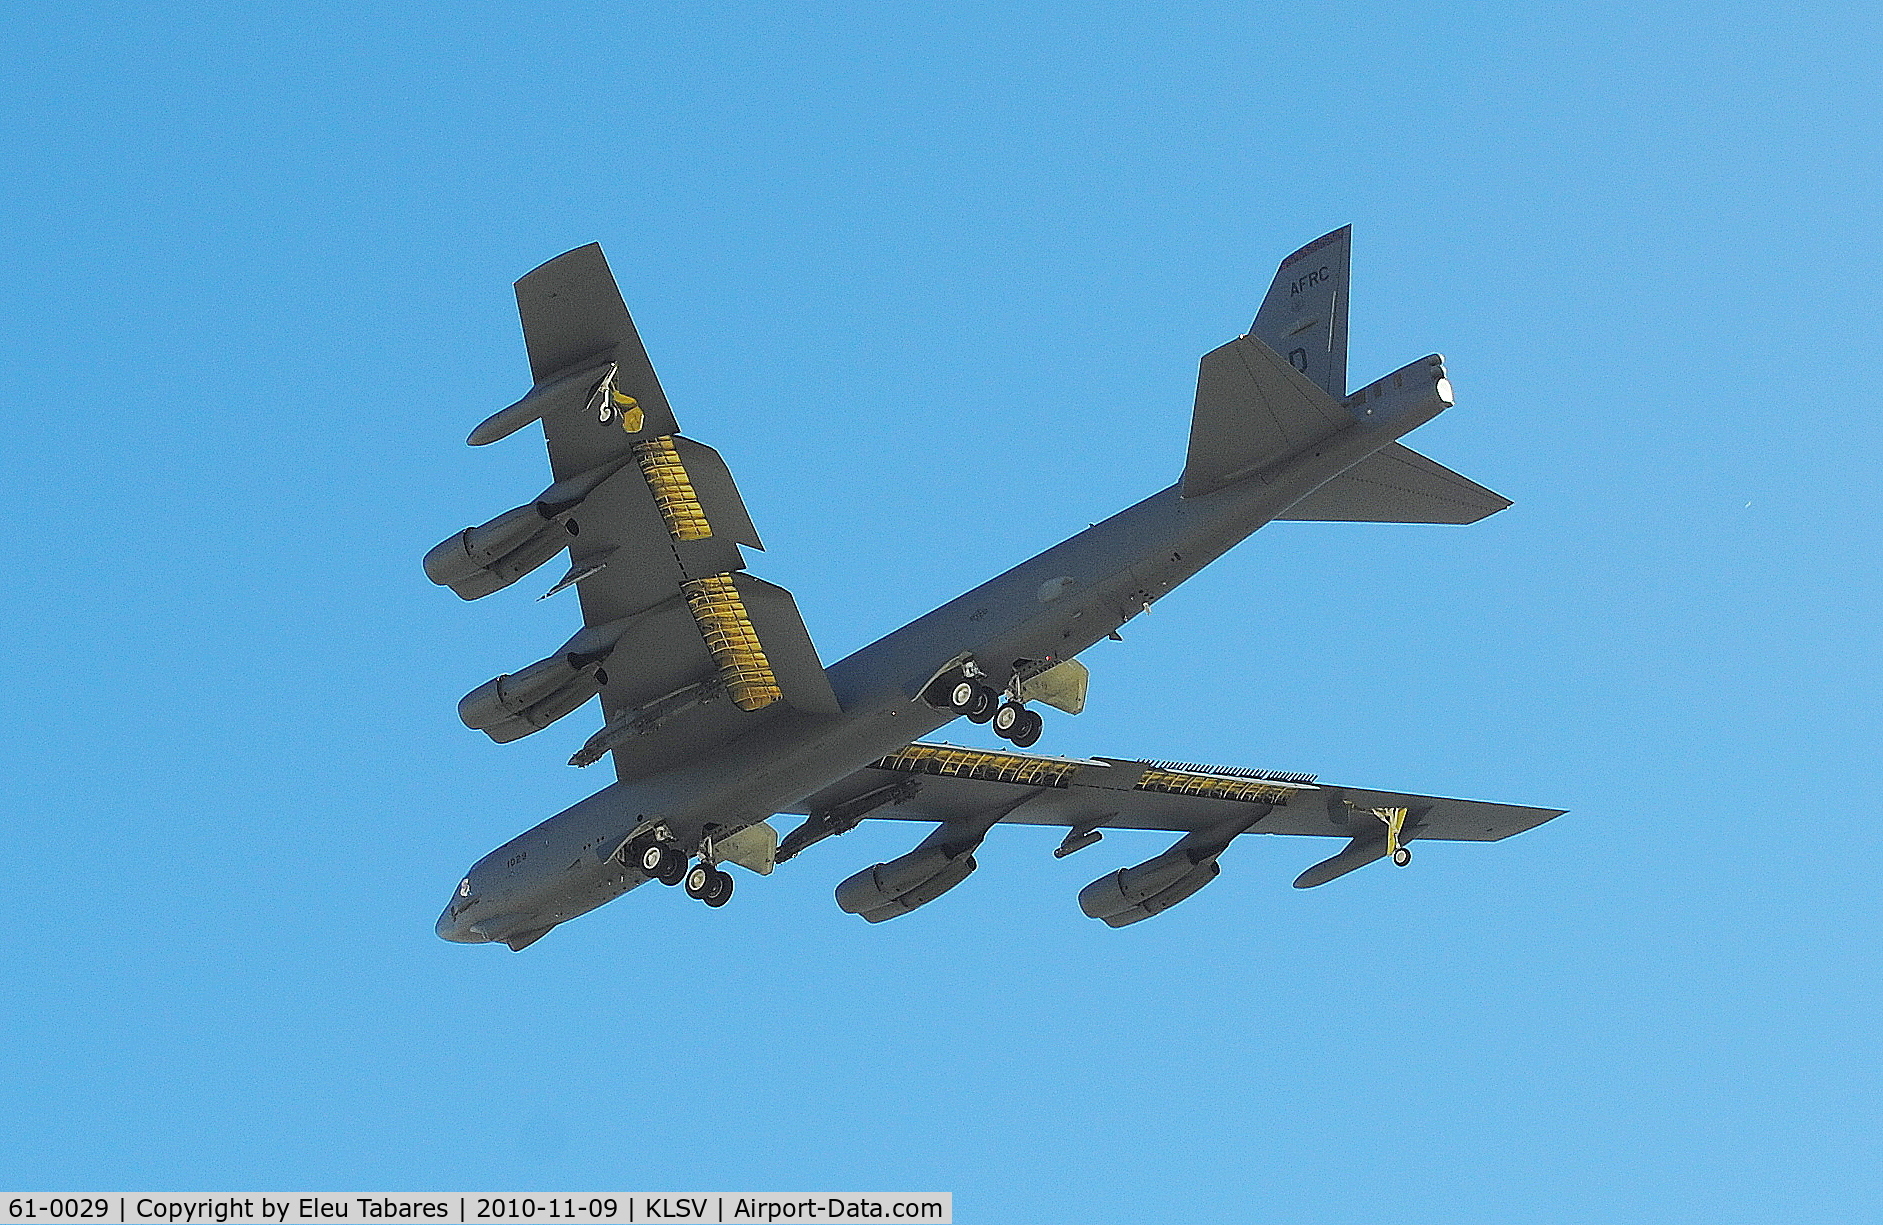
(1276, 443), (1511, 524)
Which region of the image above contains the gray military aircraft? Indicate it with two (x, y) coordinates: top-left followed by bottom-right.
(430, 228), (1562, 950)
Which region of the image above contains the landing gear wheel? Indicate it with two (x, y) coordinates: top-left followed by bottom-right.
(1010, 709), (1044, 748)
(636, 840), (685, 883)
(658, 852), (688, 886)
(684, 863), (715, 898)
(1392, 847), (1412, 867)
(992, 702), (1024, 736)
(946, 679), (979, 714)
(966, 685), (999, 722)
(702, 869), (734, 907)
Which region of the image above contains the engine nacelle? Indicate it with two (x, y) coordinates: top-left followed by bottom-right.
(456, 615), (635, 743)
(834, 818), (992, 922)
(423, 455), (635, 600)
(458, 656), (601, 743)
(1079, 860), (1220, 927)
(425, 504), (570, 600)
(1078, 838), (1230, 927)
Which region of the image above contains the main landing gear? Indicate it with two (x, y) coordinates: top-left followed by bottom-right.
(632, 838), (688, 886)
(941, 677), (1000, 723)
(625, 836), (732, 903)
(926, 666), (1045, 748)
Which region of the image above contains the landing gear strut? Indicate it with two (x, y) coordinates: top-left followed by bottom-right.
(1371, 807), (1412, 867)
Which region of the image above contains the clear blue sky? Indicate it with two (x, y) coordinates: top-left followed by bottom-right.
(4, 2), (1879, 1220)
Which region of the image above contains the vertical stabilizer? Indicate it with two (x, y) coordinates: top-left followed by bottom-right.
(1250, 226), (1350, 398)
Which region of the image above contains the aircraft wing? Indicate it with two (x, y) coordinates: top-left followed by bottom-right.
(783, 741), (1563, 890)
(442, 245), (838, 779)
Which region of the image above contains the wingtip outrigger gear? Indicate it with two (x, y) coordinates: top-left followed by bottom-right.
(1374, 805), (1412, 867)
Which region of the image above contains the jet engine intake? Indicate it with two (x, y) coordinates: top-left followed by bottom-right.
(424, 455), (635, 600)
(835, 818), (994, 923)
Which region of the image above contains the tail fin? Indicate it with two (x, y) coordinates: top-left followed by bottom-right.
(1250, 226), (1351, 398)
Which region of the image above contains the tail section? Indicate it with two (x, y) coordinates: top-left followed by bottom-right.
(1250, 226), (1351, 398)
(1181, 229), (1507, 524)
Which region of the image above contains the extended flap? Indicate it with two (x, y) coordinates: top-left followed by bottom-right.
(671, 436), (763, 550)
(736, 574), (842, 715)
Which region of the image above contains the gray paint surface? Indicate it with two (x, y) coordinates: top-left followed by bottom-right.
(431, 232), (1563, 950)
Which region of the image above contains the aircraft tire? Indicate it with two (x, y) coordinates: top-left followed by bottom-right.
(637, 840), (670, 875)
(1010, 710), (1043, 748)
(992, 702), (1023, 735)
(947, 679), (979, 714)
(658, 849), (688, 886)
(684, 863), (714, 898)
(1392, 847), (1412, 867)
(703, 869), (734, 907)
(968, 686), (999, 722)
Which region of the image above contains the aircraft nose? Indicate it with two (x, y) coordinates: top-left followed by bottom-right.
(436, 903), (484, 943)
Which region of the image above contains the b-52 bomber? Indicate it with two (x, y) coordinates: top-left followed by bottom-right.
(430, 229), (1562, 950)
